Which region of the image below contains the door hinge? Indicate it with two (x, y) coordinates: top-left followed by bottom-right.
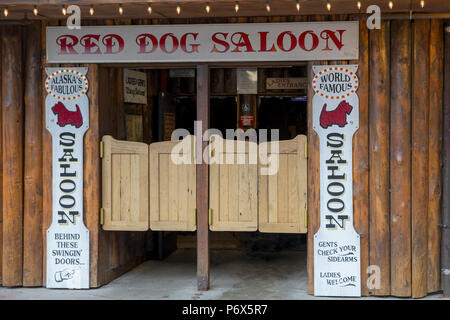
(304, 140), (308, 159)
(209, 208), (212, 226)
(304, 204), (308, 228)
(194, 208), (197, 226)
(99, 141), (104, 159)
(100, 208), (104, 225)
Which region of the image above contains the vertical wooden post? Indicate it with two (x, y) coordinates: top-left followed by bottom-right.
(427, 19), (444, 294)
(0, 26), (3, 285)
(390, 20), (412, 297)
(369, 21), (391, 296)
(196, 64), (210, 291)
(411, 20), (430, 299)
(23, 21), (43, 287)
(442, 21), (450, 298)
(306, 61), (320, 295)
(42, 19), (61, 286)
(85, 64), (101, 288)
(306, 14), (328, 296)
(2, 24), (24, 287)
(352, 20), (370, 297)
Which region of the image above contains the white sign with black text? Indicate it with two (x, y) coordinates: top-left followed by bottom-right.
(312, 65), (361, 297)
(45, 68), (90, 289)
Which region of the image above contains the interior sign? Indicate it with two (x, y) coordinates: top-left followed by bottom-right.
(124, 69), (147, 105)
(45, 68), (90, 289)
(46, 21), (359, 63)
(312, 65), (361, 297)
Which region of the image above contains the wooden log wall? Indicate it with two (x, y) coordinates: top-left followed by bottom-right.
(306, 17), (444, 298)
(0, 17), (445, 299)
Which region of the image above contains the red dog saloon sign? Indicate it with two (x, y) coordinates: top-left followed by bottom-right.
(45, 68), (90, 289)
(312, 65), (361, 297)
(46, 22), (359, 63)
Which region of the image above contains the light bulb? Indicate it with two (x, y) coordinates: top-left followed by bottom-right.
(3, 7), (8, 17)
(33, 6), (38, 16)
(266, 1), (270, 12)
(147, 3), (152, 14)
(119, 4), (123, 15)
(206, 2), (210, 13)
(389, 0), (393, 9)
(176, 3), (181, 14)
(420, 0), (425, 8)
(235, 1), (239, 13)
(326, 0), (331, 11)
(357, 0), (361, 9)
(62, 5), (67, 15)
(89, 5), (94, 16)
(296, 0), (300, 11)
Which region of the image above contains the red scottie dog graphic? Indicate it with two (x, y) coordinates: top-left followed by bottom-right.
(319, 100), (353, 129)
(52, 102), (83, 128)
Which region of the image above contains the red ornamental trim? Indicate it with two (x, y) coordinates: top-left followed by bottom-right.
(45, 69), (88, 101)
(312, 66), (359, 100)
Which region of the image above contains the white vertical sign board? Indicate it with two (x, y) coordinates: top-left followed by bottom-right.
(45, 68), (90, 289)
(312, 65), (361, 297)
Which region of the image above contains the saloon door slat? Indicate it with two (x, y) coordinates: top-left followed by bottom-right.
(209, 136), (258, 231)
(102, 135), (149, 231)
(149, 136), (196, 231)
(258, 135), (307, 233)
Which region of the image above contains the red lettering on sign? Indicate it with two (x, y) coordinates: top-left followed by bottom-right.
(211, 32), (230, 53)
(160, 33), (179, 54)
(102, 34), (124, 54)
(277, 31), (297, 52)
(56, 35), (79, 55)
(320, 30), (345, 51)
(136, 34), (158, 54)
(80, 34), (101, 54)
(258, 32), (276, 52)
(231, 32), (255, 52)
(298, 31), (319, 52)
(180, 33), (200, 53)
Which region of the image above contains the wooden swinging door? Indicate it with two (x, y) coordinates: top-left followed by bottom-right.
(101, 135), (149, 231)
(209, 136), (258, 231)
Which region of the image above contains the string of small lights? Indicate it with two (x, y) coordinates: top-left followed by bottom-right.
(1, 1), (429, 18)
